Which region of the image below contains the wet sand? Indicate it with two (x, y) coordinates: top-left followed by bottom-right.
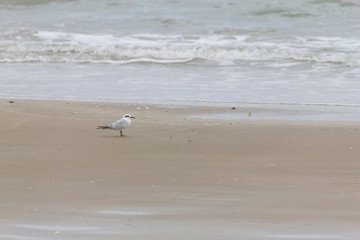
(1, 100), (360, 240)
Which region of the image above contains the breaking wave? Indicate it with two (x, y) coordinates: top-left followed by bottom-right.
(0, 30), (359, 67)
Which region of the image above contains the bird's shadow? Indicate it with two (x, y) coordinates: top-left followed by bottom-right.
(99, 135), (133, 139)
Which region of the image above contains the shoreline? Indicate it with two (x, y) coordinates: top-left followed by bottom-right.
(4, 96), (360, 107)
(2, 98), (360, 122)
(1, 99), (360, 239)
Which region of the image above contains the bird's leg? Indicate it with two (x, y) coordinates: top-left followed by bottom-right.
(120, 130), (123, 137)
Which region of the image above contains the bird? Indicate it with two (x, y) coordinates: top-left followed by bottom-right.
(97, 114), (135, 136)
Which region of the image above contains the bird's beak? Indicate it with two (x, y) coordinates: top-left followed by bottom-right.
(131, 116), (135, 119)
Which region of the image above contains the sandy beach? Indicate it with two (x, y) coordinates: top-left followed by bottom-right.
(1, 100), (360, 240)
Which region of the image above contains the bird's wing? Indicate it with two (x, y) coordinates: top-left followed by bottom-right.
(110, 118), (128, 129)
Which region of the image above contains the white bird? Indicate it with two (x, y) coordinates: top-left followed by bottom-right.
(97, 114), (135, 136)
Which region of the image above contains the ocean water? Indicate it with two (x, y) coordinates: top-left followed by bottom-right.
(1, 0), (360, 106)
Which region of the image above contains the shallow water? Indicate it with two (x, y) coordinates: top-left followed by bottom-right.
(1, 62), (360, 107)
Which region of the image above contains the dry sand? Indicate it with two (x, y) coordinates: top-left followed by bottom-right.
(1, 100), (360, 240)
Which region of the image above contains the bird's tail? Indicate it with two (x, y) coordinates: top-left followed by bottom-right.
(97, 126), (110, 129)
